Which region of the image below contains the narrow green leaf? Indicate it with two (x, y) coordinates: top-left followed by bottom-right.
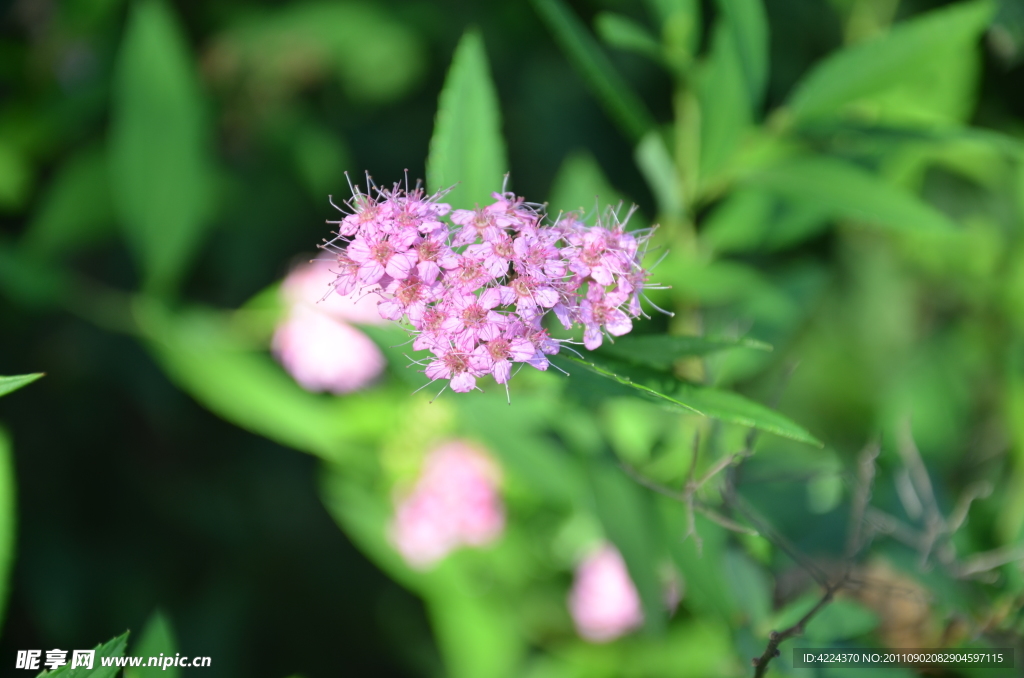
(713, 0), (769, 109)
(426, 30), (507, 210)
(697, 18), (751, 179)
(643, 0), (701, 72)
(531, 0), (656, 142)
(39, 631), (129, 678)
(746, 157), (957, 233)
(426, 580), (521, 678)
(786, 0), (995, 121)
(110, 0), (214, 294)
(635, 132), (684, 218)
(595, 12), (662, 60)
(0, 427), (14, 629)
(599, 334), (771, 370)
(0, 373), (44, 398)
(125, 612), (179, 678)
(552, 354), (822, 445)
(22, 146), (115, 259)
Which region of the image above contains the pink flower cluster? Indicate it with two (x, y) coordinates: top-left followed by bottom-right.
(323, 179), (657, 393)
(389, 441), (505, 569)
(272, 259), (388, 394)
(568, 543), (645, 642)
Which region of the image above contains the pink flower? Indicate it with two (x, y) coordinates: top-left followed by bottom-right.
(470, 334), (535, 384)
(568, 544), (644, 642)
(281, 259), (386, 325)
(440, 289), (506, 348)
(579, 287), (633, 350)
(424, 344), (484, 393)
(319, 177), (664, 395)
(272, 306), (385, 394)
(390, 441), (505, 568)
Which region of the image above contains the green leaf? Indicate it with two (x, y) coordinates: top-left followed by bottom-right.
(643, 0), (701, 72)
(0, 427), (15, 629)
(713, 0), (769, 110)
(552, 354), (822, 446)
(38, 631), (129, 678)
(786, 0), (995, 121)
(585, 457), (667, 633)
(134, 300), (393, 461)
(319, 468), (523, 678)
(0, 373), (44, 398)
(635, 132), (684, 218)
(724, 549), (772, 628)
(216, 3), (426, 105)
(699, 188), (774, 255)
(697, 19), (751, 179)
(772, 593), (878, 642)
(110, 0), (214, 294)
(595, 12), (662, 61)
(426, 30), (508, 210)
(746, 157), (957, 233)
(425, 579), (521, 678)
(125, 612), (179, 678)
(531, 0), (656, 142)
(0, 141), (32, 211)
(548, 150), (626, 217)
(456, 391), (587, 507)
(22, 146), (115, 259)
(599, 333), (771, 370)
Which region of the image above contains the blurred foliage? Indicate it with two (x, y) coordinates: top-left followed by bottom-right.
(2, 0), (1024, 677)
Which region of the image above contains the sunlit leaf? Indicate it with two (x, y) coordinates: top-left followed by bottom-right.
(552, 354), (822, 446)
(599, 334), (771, 370)
(426, 30), (507, 210)
(110, 0), (214, 294)
(531, 0), (656, 142)
(786, 0), (995, 121)
(746, 157), (957, 233)
(125, 612), (179, 678)
(0, 373), (44, 398)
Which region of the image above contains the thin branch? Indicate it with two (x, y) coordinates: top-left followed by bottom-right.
(751, 578), (846, 678)
(846, 440), (880, 560)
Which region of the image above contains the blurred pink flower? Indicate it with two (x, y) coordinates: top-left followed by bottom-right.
(280, 258), (386, 325)
(390, 441), (505, 569)
(273, 258), (388, 394)
(272, 306), (385, 394)
(568, 543), (644, 642)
